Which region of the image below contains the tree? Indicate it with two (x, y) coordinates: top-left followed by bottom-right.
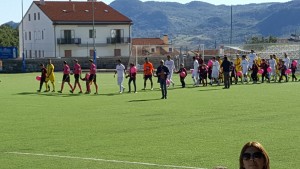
(246, 36), (277, 44)
(0, 25), (19, 47)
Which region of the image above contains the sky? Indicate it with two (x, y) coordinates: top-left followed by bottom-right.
(0, 0), (291, 25)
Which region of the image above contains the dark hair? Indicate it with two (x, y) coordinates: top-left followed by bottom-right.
(117, 59), (121, 63)
(63, 61), (67, 64)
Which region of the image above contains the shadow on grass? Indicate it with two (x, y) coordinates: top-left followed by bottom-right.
(16, 92), (82, 97)
(128, 98), (161, 102)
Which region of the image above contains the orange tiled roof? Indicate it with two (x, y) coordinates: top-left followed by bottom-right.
(132, 38), (165, 45)
(33, 1), (132, 24)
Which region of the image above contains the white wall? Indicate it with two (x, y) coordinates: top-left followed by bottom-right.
(55, 24), (131, 57)
(19, 3), (131, 58)
(19, 3), (55, 58)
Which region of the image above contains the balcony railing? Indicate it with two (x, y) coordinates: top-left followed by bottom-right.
(107, 37), (131, 44)
(57, 38), (81, 45)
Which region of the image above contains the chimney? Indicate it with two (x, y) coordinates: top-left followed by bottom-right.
(162, 35), (169, 45)
(40, 0), (45, 5)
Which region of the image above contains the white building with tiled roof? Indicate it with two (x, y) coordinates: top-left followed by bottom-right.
(19, 0), (133, 58)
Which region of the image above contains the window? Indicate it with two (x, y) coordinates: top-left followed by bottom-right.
(65, 50), (72, 57)
(114, 49), (121, 57)
(151, 48), (155, 53)
(34, 13), (36, 20)
(89, 29), (96, 38)
(38, 12), (40, 20)
(42, 50), (44, 58)
(35, 50), (37, 58)
(169, 48), (173, 52)
(90, 50), (94, 57)
(42, 31), (44, 40)
(29, 32), (31, 40)
(25, 32), (27, 40)
(29, 50), (32, 58)
(28, 14), (31, 21)
(111, 29), (123, 43)
(39, 50), (41, 58)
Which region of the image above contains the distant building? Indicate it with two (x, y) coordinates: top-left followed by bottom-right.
(132, 35), (178, 57)
(19, 0), (132, 58)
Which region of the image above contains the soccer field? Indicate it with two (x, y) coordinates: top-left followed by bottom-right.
(0, 73), (299, 169)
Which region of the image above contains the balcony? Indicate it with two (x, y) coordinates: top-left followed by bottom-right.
(57, 38), (81, 45)
(107, 37), (131, 44)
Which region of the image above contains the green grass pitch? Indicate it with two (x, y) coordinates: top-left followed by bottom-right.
(0, 72), (299, 169)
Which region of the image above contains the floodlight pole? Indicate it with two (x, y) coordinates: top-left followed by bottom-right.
(92, 0), (96, 64)
(230, 5), (233, 45)
(22, 0), (26, 72)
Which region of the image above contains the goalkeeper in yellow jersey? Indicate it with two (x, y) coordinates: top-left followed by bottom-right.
(45, 59), (56, 92)
(234, 54), (242, 83)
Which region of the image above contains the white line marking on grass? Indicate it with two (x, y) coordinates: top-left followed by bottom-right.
(5, 152), (206, 169)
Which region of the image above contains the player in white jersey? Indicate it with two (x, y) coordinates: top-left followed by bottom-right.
(283, 53), (291, 68)
(241, 55), (249, 83)
(165, 55), (175, 87)
(211, 57), (220, 85)
(192, 56), (199, 86)
(114, 59), (126, 93)
(248, 50), (257, 68)
(268, 55), (277, 82)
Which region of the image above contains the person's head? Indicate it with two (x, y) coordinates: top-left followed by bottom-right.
(269, 55), (273, 59)
(262, 59), (265, 63)
(236, 54), (240, 58)
(251, 49), (254, 53)
(40, 63), (44, 68)
(63, 61), (67, 65)
(284, 53), (287, 58)
(212, 57), (216, 61)
(130, 63), (134, 67)
(281, 60), (285, 64)
(242, 55), (246, 59)
(48, 59), (52, 64)
(180, 63), (184, 68)
(224, 56), (228, 61)
(167, 55), (171, 60)
(116, 59), (121, 64)
(272, 54), (276, 59)
(239, 141), (270, 169)
(145, 57), (149, 63)
(193, 56), (196, 61)
(89, 59), (94, 64)
(160, 60), (164, 66)
(253, 60), (256, 64)
(74, 59), (78, 63)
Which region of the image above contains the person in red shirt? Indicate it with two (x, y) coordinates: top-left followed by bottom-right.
(88, 59), (98, 94)
(71, 59), (83, 93)
(58, 61), (73, 93)
(143, 57), (154, 90)
(176, 63), (187, 88)
(260, 59), (270, 83)
(37, 63), (47, 92)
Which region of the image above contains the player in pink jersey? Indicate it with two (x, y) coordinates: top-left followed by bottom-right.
(58, 61), (73, 93)
(127, 63), (137, 93)
(71, 59), (83, 93)
(88, 59), (98, 94)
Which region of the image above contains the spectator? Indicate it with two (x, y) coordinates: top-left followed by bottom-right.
(239, 141), (270, 169)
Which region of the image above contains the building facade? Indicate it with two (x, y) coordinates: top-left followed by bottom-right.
(19, 0), (133, 58)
